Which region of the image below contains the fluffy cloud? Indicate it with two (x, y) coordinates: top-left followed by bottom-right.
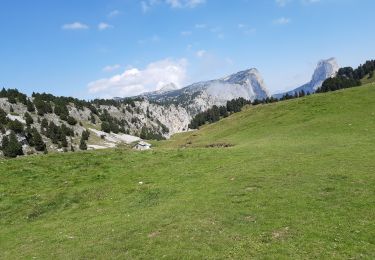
(102, 64), (121, 72)
(274, 17), (291, 25)
(108, 10), (120, 18)
(276, 0), (320, 6)
(88, 59), (188, 98)
(62, 22), (89, 30)
(166, 0), (206, 8)
(142, 0), (205, 12)
(275, 0), (291, 6)
(196, 50), (206, 58)
(98, 22), (113, 31)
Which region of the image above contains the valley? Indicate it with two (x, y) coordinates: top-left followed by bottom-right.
(1, 83), (374, 258)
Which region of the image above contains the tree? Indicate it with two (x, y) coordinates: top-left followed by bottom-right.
(82, 129), (90, 141)
(0, 108), (8, 124)
(8, 96), (17, 104)
(90, 113), (96, 124)
(1, 135), (9, 151)
(31, 128), (46, 151)
(61, 133), (68, 148)
(2, 131), (23, 158)
(67, 116), (77, 126)
(41, 118), (49, 129)
(9, 106), (14, 113)
(7, 119), (24, 134)
(27, 100), (35, 112)
(24, 112), (34, 126)
(101, 121), (111, 133)
(79, 136), (87, 150)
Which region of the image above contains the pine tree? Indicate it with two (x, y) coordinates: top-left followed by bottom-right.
(82, 130), (90, 141)
(79, 136), (87, 150)
(90, 113), (96, 124)
(32, 128), (46, 151)
(0, 108), (8, 124)
(67, 116), (77, 125)
(2, 131), (23, 158)
(7, 119), (24, 134)
(8, 96), (17, 104)
(101, 121), (111, 133)
(24, 112), (34, 126)
(61, 133), (68, 148)
(41, 118), (48, 129)
(27, 100), (35, 112)
(1, 135), (9, 151)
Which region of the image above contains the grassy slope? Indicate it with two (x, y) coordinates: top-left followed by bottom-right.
(1, 84), (374, 259)
(361, 71), (375, 85)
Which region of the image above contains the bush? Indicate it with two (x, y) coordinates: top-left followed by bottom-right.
(27, 100), (35, 112)
(101, 121), (111, 133)
(31, 128), (46, 151)
(24, 112), (34, 126)
(67, 116), (77, 126)
(7, 119), (24, 134)
(82, 130), (90, 141)
(1, 131), (23, 158)
(0, 108), (8, 124)
(79, 136), (87, 150)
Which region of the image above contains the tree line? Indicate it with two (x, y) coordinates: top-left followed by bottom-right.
(317, 60), (374, 93)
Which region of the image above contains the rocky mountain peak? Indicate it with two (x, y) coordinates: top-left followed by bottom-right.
(159, 83), (178, 93)
(310, 58), (339, 90)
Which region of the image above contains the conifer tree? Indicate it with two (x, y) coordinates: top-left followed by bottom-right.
(24, 112), (34, 126)
(79, 136), (87, 150)
(2, 131), (23, 158)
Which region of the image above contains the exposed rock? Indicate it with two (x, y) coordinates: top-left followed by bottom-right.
(274, 58), (339, 98)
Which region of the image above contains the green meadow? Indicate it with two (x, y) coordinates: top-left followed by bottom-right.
(1, 83), (374, 259)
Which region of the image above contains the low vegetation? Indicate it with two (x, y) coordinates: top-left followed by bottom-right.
(1, 83), (374, 258)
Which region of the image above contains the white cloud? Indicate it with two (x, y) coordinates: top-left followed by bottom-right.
(98, 22), (113, 31)
(195, 23), (207, 29)
(276, 0), (320, 6)
(237, 24), (256, 35)
(302, 0), (320, 3)
(141, 1), (151, 13)
(142, 0), (205, 12)
(196, 50), (207, 58)
(138, 35), (161, 44)
(275, 0), (291, 7)
(108, 10), (120, 18)
(166, 0), (206, 8)
(88, 58), (188, 98)
(181, 31), (192, 36)
(102, 64), (121, 72)
(62, 22), (89, 30)
(274, 17), (291, 25)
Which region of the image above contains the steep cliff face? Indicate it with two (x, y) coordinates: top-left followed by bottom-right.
(138, 68), (269, 115)
(274, 58), (339, 98)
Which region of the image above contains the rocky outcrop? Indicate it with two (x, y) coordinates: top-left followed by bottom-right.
(274, 58), (339, 98)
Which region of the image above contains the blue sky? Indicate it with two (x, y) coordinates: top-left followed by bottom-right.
(0, 0), (374, 98)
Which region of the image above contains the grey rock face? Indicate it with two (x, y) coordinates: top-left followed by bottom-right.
(274, 58), (339, 98)
(139, 68), (270, 112)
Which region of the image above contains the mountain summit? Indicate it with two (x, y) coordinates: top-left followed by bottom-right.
(140, 68), (270, 113)
(274, 58), (339, 98)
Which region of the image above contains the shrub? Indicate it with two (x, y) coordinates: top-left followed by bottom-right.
(79, 136), (87, 150)
(1, 131), (23, 158)
(24, 112), (34, 126)
(7, 119), (24, 134)
(67, 116), (77, 126)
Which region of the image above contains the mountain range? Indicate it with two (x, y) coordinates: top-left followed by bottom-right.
(0, 57), (341, 156)
(137, 58), (339, 109)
